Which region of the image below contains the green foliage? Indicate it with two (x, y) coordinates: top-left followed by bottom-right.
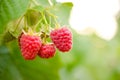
(0, 0), (29, 33)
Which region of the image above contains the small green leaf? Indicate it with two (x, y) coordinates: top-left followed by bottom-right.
(25, 9), (41, 26)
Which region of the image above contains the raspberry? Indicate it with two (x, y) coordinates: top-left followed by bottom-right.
(19, 33), (42, 60)
(38, 44), (56, 58)
(50, 27), (72, 52)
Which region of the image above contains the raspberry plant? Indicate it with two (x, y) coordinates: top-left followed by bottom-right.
(1, 0), (120, 80)
(0, 0), (73, 60)
(0, 0), (73, 79)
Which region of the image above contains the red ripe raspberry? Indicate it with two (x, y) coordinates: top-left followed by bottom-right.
(19, 34), (42, 60)
(50, 27), (72, 52)
(38, 44), (56, 58)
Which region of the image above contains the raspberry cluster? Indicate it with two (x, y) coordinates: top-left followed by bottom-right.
(18, 27), (72, 60)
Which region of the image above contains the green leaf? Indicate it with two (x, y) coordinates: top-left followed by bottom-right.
(50, 2), (73, 25)
(0, 45), (9, 54)
(0, 45), (22, 80)
(51, 0), (57, 5)
(25, 9), (41, 26)
(0, 0), (29, 33)
(1, 31), (16, 44)
(36, 0), (56, 7)
(0, 40), (63, 80)
(33, 5), (45, 12)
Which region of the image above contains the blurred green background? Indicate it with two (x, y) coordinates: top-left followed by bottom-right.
(0, 0), (120, 80)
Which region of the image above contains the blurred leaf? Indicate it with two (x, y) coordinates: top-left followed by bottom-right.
(0, 45), (22, 80)
(1, 31), (16, 44)
(0, 45), (9, 54)
(0, 40), (62, 80)
(51, 0), (57, 5)
(36, 0), (50, 7)
(0, 0), (29, 34)
(36, 0), (56, 7)
(50, 2), (73, 25)
(33, 5), (45, 12)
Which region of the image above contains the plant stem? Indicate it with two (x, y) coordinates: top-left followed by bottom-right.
(34, 18), (42, 31)
(41, 12), (48, 25)
(24, 16), (27, 31)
